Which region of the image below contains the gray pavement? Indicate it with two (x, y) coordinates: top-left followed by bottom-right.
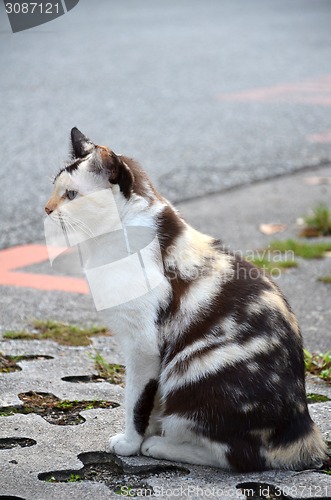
(179, 163), (331, 354)
(1, 0), (331, 497)
(1, 0), (331, 247)
(1, 165), (331, 499)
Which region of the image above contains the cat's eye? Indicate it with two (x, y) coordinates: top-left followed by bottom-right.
(66, 190), (78, 201)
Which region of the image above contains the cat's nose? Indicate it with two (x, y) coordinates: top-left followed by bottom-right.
(45, 205), (53, 215)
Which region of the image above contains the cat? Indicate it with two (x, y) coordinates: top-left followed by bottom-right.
(45, 127), (327, 472)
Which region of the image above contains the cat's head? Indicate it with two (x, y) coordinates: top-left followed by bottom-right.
(45, 129), (162, 249)
(44, 129), (168, 304)
(45, 128), (156, 216)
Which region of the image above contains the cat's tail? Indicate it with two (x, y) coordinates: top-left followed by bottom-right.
(264, 417), (328, 470)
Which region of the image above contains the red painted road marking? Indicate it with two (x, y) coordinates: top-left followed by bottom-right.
(0, 245), (88, 294)
(217, 75), (331, 106)
(308, 129), (331, 143)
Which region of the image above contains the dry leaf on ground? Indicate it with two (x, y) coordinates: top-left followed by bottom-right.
(259, 223), (287, 235)
(303, 177), (331, 185)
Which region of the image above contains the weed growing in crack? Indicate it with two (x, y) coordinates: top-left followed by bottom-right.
(269, 239), (331, 259)
(89, 351), (125, 385)
(318, 275), (331, 284)
(0, 391), (119, 425)
(304, 350), (331, 383)
(246, 255), (298, 276)
(0, 353), (53, 373)
(306, 393), (330, 403)
(300, 203), (331, 237)
(38, 451), (189, 495)
(68, 473), (83, 482)
(3, 320), (109, 346)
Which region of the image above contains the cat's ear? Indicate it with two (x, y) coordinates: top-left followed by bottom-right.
(100, 148), (134, 199)
(70, 127), (95, 158)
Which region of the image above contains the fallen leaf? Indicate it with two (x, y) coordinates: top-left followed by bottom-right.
(299, 227), (321, 238)
(303, 177), (331, 185)
(259, 223), (287, 235)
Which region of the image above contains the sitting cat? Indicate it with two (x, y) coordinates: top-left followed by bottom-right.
(45, 127), (327, 472)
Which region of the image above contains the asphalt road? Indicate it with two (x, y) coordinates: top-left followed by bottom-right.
(1, 0), (331, 248)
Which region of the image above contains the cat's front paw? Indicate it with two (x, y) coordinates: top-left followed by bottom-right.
(108, 433), (142, 456)
(141, 436), (165, 459)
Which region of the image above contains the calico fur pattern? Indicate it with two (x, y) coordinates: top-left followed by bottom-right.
(45, 128), (327, 472)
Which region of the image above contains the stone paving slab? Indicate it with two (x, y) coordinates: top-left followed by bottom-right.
(0, 408), (330, 500)
(0, 412), (119, 499)
(1, 334), (331, 499)
(1, 166), (331, 498)
(0, 339), (123, 407)
(178, 164), (331, 354)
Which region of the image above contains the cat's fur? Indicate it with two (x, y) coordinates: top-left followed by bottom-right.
(45, 128), (327, 472)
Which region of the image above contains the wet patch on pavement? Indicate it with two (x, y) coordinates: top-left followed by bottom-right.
(39, 451), (189, 496)
(0, 391), (119, 425)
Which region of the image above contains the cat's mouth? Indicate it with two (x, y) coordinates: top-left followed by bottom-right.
(48, 211), (69, 241)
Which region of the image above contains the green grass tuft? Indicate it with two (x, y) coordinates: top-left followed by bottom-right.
(247, 256), (298, 276)
(301, 203), (331, 237)
(304, 349), (331, 383)
(269, 239), (331, 259)
(306, 393), (330, 404)
(90, 351), (125, 385)
(68, 473), (83, 482)
(3, 331), (33, 341)
(318, 275), (331, 284)
(3, 320), (109, 346)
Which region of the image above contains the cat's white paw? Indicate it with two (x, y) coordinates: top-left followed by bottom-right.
(141, 436), (165, 459)
(108, 433), (142, 456)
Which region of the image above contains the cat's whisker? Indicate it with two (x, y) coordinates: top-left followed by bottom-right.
(50, 211), (68, 223)
(58, 214), (69, 243)
(49, 212), (97, 242)
(68, 216), (97, 240)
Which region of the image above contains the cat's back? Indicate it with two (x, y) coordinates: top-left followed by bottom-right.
(159, 225), (300, 354)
